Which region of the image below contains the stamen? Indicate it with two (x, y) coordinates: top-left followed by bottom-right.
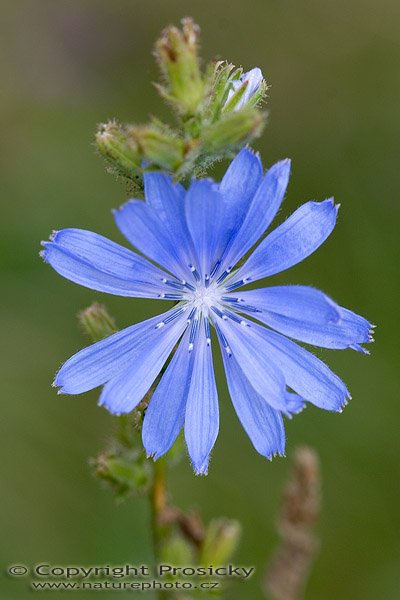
(188, 316), (200, 351)
(162, 278), (185, 290)
(188, 264), (201, 282)
(221, 296), (238, 303)
(222, 310), (242, 324)
(221, 296), (261, 313)
(214, 322), (232, 356)
(237, 304), (261, 313)
(163, 307), (185, 323)
(158, 293), (184, 300)
(224, 277), (250, 292)
(182, 281), (196, 292)
(216, 266), (232, 284)
(186, 307), (196, 323)
(204, 275), (210, 288)
(204, 319), (211, 346)
(209, 260), (221, 279)
(155, 307), (186, 329)
(211, 306), (223, 319)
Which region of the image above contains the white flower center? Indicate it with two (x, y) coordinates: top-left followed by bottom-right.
(191, 283), (222, 313)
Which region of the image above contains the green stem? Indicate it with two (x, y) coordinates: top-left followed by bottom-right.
(150, 456), (170, 599)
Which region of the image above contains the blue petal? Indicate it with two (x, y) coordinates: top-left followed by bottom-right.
(220, 158), (291, 271)
(220, 349), (285, 458)
(114, 200), (190, 281)
(143, 172), (195, 264)
(55, 308), (187, 395)
(142, 329), (194, 459)
(98, 313), (187, 414)
(235, 67), (263, 108)
(184, 325), (219, 475)
(237, 286), (373, 350)
(216, 148), (263, 259)
(219, 148), (263, 210)
(214, 315), (288, 411)
(185, 180), (225, 280)
(219, 148), (263, 233)
(284, 391), (306, 418)
(240, 319), (350, 411)
(229, 199), (338, 285)
(42, 229), (170, 297)
(144, 171), (183, 215)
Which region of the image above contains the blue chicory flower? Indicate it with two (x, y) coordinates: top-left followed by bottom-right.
(42, 149), (373, 474)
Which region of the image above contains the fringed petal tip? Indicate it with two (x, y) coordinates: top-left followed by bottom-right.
(52, 374), (66, 394)
(243, 145), (262, 160)
(284, 403), (306, 420)
(369, 323), (376, 341)
(112, 201), (132, 215)
(349, 320), (375, 353)
(322, 197), (339, 212)
(55, 387), (68, 396)
(192, 457), (210, 476)
(351, 344), (371, 355)
(145, 449), (167, 462)
(277, 157), (291, 169)
(336, 393), (352, 413)
(266, 448), (286, 461)
(39, 240), (52, 262)
(40, 230), (60, 256)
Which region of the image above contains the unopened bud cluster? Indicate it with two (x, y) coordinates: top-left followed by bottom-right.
(96, 17), (267, 187)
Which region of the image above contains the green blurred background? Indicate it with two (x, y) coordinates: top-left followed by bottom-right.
(1, 0), (399, 598)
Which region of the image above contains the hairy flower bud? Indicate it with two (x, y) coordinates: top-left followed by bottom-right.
(95, 121), (142, 181)
(155, 17), (205, 116)
(93, 449), (152, 499)
(202, 108), (265, 155)
(79, 303), (116, 342)
(131, 126), (186, 171)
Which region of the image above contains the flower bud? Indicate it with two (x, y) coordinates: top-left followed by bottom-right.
(79, 303), (116, 342)
(199, 518), (241, 565)
(95, 121), (142, 180)
(93, 449), (152, 499)
(202, 108), (265, 155)
(224, 67), (266, 112)
(132, 126), (186, 171)
(154, 17), (205, 116)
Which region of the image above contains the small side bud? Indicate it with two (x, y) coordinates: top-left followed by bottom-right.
(202, 108), (265, 156)
(95, 121), (142, 182)
(93, 449), (152, 500)
(154, 17), (205, 116)
(199, 518), (242, 565)
(131, 126), (186, 171)
(79, 303), (116, 342)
